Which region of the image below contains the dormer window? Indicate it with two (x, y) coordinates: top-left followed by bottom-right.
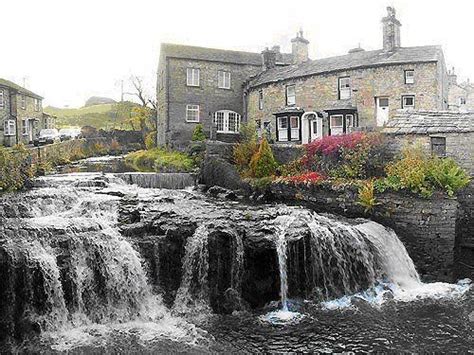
(338, 77), (351, 99)
(186, 68), (200, 86)
(405, 70), (414, 84)
(286, 85), (296, 106)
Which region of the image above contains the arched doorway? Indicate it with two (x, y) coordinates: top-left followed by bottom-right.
(301, 111), (322, 144)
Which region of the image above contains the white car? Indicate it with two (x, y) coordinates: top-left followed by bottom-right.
(34, 129), (60, 146)
(59, 128), (81, 141)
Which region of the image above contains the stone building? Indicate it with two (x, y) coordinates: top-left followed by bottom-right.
(244, 7), (449, 144)
(382, 110), (474, 175)
(447, 68), (474, 111)
(156, 43), (293, 148)
(0, 78), (44, 147)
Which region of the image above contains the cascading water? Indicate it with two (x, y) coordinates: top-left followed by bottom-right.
(0, 168), (471, 352)
(173, 225), (211, 314)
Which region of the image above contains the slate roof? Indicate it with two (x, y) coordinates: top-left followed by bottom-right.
(0, 78), (43, 99)
(161, 43), (293, 66)
(382, 110), (474, 135)
(248, 45), (443, 88)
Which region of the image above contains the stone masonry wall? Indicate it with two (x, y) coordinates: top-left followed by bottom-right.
(15, 94), (43, 145)
(0, 87), (12, 147)
(386, 133), (474, 175)
(161, 58), (261, 149)
(247, 62), (443, 137)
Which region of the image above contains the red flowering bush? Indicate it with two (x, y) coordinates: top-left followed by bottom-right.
(301, 132), (387, 179)
(283, 171), (325, 185)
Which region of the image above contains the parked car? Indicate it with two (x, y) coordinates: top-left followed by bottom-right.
(59, 128), (81, 141)
(34, 129), (60, 146)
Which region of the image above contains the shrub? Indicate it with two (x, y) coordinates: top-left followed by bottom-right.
(249, 137), (278, 178)
(282, 171), (325, 185)
(0, 144), (34, 193)
(145, 131), (157, 150)
(383, 144), (470, 197)
(302, 132), (386, 179)
(427, 157), (470, 196)
(191, 124), (206, 141)
(233, 122), (258, 176)
(109, 138), (122, 154)
(357, 180), (379, 213)
(278, 159), (304, 177)
(384, 144), (434, 197)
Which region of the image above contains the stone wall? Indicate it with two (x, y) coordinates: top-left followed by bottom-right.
(385, 133), (474, 175)
(0, 87), (13, 147)
(455, 182), (474, 279)
(247, 62), (445, 137)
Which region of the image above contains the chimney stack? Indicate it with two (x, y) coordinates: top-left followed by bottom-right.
(382, 7), (401, 52)
(448, 67), (457, 85)
(261, 47), (277, 70)
(291, 29), (309, 64)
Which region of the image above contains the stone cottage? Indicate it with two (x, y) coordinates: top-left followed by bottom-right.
(447, 68), (474, 111)
(156, 43), (293, 148)
(382, 110), (474, 175)
(0, 78), (44, 147)
(244, 7), (449, 144)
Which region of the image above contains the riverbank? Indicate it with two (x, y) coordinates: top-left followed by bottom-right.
(200, 141), (474, 283)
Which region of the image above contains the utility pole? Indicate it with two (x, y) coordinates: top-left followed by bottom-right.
(120, 80), (124, 102)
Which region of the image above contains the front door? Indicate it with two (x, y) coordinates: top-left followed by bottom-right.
(376, 97), (389, 126)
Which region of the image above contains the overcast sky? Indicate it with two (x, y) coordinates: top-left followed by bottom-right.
(1, 0), (472, 107)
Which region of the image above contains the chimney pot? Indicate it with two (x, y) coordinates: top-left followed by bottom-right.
(291, 29), (310, 64)
(382, 6), (401, 52)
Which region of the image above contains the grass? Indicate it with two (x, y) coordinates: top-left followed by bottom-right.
(125, 148), (196, 173)
(44, 102), (138, 130)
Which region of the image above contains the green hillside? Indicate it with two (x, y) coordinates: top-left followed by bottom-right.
(45, 102), (138, 130)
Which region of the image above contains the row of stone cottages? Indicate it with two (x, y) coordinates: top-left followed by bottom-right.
(155, 7), (474, 174)
(0, 78), (55, 147)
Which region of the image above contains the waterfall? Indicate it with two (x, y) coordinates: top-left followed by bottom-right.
(305, 214), (380, 299)
(173, 225), (211, 314)
(117, 172), (196, 189)
(274, 215), (296, 311)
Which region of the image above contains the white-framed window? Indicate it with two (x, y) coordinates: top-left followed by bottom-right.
(21, 119), (28, 135)
(185, 104), (200, 122)
(330, 114), (344, 135)
(214, 110), (241, 133)
(405, 70), (414, 84)
(21, 95), (26, 110)
(4, 119), (15, 136)
(278, 116), (289, 141)
(218, 70), (231, 89)
(34, 98), (41, 112)
(290, 116), (300, 141)
(0, 90), (4, 108)
(258, 90), (264, 110)
(286, 85), (296, 106)
(338, 77), (351, 99)
(346, 114), (354, 127)
(186, 68), (200, 87)
(402, 95), (415, 109)
(460, 97), (467, 105)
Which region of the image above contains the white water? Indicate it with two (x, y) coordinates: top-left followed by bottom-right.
(173, 225), (212, 314)
(322, 221), (471, 310)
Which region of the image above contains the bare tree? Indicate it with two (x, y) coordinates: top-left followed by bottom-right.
(130, 75), (156, 109)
